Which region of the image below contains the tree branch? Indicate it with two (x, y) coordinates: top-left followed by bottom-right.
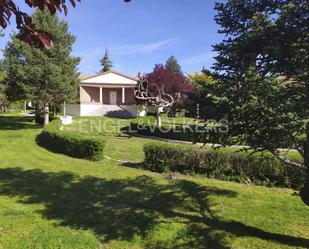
(134, 74), (174, 108)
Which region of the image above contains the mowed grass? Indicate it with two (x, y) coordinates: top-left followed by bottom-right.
(0, 115), (308, 249)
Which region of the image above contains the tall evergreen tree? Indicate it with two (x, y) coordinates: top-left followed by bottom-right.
(212, 0), (309, 205)
(0, 71), (7, 113)
(165, 55), (182, 74)
(3, 9), (80, 125)
(100, 48), (113, 73)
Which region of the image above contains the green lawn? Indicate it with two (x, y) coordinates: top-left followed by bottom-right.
(63, 117), (303, 163)
(0, 115), (308, 249)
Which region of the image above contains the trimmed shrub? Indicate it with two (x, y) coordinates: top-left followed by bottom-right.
(143, 143), (305, 189)
(129, 121), (224, 144)
(35, 114), (56, 124)
(38, 120), (106, 161)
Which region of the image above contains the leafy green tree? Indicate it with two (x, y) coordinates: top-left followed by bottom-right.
(212, 0), (309, 204)
(100, 48), (113, 73)
(3, 9), (80, 125)
(165, 55), (182, 74)
(188, 69), (228, 119)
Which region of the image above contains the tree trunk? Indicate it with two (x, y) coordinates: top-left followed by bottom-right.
(44, 103), (49, 126)
(301, 123), (309, 205)
(157, 107), (162, 127)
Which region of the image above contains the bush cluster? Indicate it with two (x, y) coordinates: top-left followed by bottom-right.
(143, 143), (305, 189)
(38, 120), (106, 161)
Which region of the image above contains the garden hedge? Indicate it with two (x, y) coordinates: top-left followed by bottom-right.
(129, 121), (224, 144)
(38, 120), (106, 161)
(143, 143), (305, 189)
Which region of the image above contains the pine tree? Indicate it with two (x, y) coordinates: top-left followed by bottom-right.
(212, 0), (309, 205)
(0, 70), (7, 113)
(165, 55), (182, 74)
(3, 9), (80, 125)
(100, 48), (113, 73)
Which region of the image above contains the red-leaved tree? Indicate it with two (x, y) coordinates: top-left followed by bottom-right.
(146, 64), (192, 99)
(145, 64), (192, 114)
(134, 64), (192, 126)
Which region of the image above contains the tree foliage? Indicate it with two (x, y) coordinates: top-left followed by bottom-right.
(165, 55), (182, 74)
(145, 64), (192, 99)
(100, 48), (113, 73)
(0, 0), (80, 48)
(212, 0), (309, 204)
(188, 69), (228, 119)
(134, 64), (192, 124)
(144, 64), (192, 115)
(3, 9), (80, 124)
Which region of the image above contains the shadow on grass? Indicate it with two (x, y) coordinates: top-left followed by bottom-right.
(121, 161), (145, 169)
(0, 167), (307, 248)
(0, 116), (40, 130)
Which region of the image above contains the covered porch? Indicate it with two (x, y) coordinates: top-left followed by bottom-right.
(80, 84), (136, 105)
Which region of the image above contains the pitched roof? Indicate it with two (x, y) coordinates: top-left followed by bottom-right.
(79, 74), (94, 80)
(80, 70), (137, 85)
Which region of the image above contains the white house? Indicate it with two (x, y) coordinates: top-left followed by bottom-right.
(66, 70), (145, 117)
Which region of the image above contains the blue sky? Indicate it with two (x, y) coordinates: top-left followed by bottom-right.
(0, 0), (223, 77)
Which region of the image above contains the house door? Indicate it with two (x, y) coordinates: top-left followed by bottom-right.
(110, 91), (117, 105)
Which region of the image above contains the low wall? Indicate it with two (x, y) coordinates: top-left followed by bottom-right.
(65, 104), (80, 116)
(66, 103), (144, 117)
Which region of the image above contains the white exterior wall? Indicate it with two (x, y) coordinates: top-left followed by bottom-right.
(66, 104), (81, 116)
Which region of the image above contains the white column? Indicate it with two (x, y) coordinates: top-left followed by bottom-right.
(99, 87), (103, 103)
(122, 87), (125, 104)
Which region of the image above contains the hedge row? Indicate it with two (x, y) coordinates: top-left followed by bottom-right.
(129, 122), (223, 144)
(38, 120), (106, 161)
(143, 143), (305, 189)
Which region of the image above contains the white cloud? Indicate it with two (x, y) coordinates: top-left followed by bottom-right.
(73, 38), (178, 62)
(181, 52), (216, 65)
(112, 39), (177, 55)
(113, 63), (123, 69)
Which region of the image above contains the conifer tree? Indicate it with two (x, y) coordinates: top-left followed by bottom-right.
(3, 9), (80, 125)
(100, 48), (113, 73)
(212, 0), (309, 205)
(165, 55), (182, 74)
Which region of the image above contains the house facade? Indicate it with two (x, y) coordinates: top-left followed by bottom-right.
(66, 71), (145, 117)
